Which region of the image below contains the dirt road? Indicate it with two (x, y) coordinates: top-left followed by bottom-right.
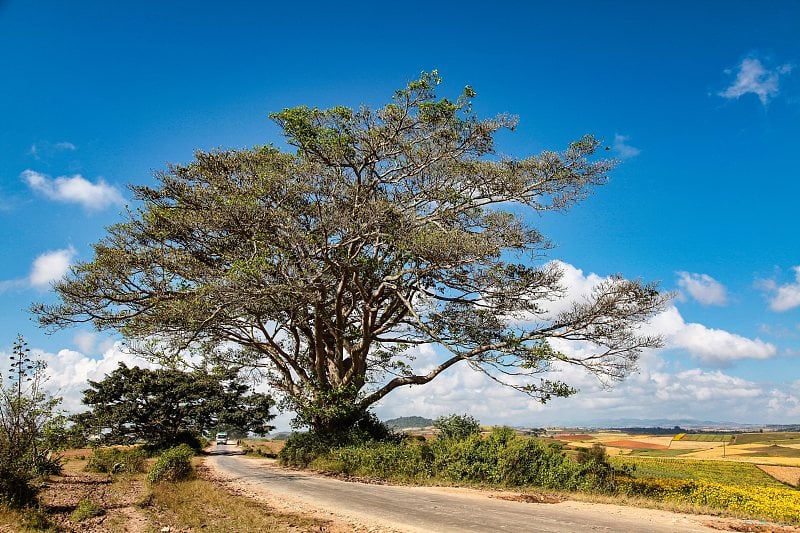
(206, 448), (724, 533)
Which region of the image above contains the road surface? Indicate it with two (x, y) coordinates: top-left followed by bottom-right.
(206, 447), (722, 533)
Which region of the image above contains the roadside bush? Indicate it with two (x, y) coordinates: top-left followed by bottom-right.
(309, 427), (614, 492)
(324, 440), (435, 480)
(279, 413), (398, 467)
(86, 447), (147, 474)
(146, 444), (195, 483)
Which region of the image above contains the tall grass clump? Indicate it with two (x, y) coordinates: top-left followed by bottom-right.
(146, 444), (195, 483)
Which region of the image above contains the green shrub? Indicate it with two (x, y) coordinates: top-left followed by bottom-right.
(324, 441), (434, 481)
(279, 413), (398, 467)
(71, 498), (103, 522)
(147, 444), (195, 483)
(86, 447), (147, 474)
(0, 463), (37, 508)
(18, 506), (51, 530)
(309, 429), (614, 492)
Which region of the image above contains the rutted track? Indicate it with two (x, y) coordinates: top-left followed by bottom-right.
(207, 448), (721, 533)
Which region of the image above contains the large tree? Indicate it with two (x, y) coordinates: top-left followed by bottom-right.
(72, 363), (275, 448)
(36, 72), (668, 433)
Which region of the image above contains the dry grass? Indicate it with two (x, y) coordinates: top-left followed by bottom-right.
(1, 450), (333, 532)
(757, 465), (800, 487)
(145, 474), (332, 532)
(240, 439), (285, 457)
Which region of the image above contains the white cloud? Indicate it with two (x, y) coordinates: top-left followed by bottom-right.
(531, 262), (773, 365)
(0, 343), (153, 413)
(676, 271), (728, 306)
(22, 169), (125, 211)
(718, 57), (793, 105)
(29, 246), (77, 289)
(28, 141), (77, 160)
(613, 134), (641, 159)
(371, 343), (790, 427)
(760, 266), (800, 312)
(647, 305), (776, 365)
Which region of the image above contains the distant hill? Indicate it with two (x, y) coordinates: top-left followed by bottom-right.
(575, 418), (765, 430)
(385, 416), (434, 429)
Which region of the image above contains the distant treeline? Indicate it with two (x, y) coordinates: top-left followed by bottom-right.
(610, 427), (687, 435)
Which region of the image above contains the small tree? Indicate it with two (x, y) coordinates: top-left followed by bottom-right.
(73, 363), (274, 449)
(0, 335), (66, 507)
(434, 413), (481, 440)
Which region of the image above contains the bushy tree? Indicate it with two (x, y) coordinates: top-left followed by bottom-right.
(72, 363), (274, 449)
(0, 336), (66, 507)
(35, 72), (668, 433)
(434, 414), (482, 440)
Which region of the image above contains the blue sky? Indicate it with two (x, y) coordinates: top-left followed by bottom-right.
(1, 1), (799, 426)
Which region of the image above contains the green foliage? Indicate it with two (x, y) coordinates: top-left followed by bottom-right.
(71, 498), (103, 522)
(73, 363), (274, 450)
(147, 444), (195, 484)
(279, 412), (397, 467)
(0, 335), (67, 508)
(85, 447), (147, 474)
(18, 506), (52, 530)
(434, 413), (481, 440)
(0, 463), (37, 509)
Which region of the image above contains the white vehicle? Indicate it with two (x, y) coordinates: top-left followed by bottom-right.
(215, 432), (228, 445)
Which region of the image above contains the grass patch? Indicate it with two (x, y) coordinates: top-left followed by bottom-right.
(0, 506), (52, 532)
(733, 432), (800, 445)
(144, 477), (331, 532)
(240, 439), (283, 458)
(71, 498), (103, 522)
(610, 456), (787, 487)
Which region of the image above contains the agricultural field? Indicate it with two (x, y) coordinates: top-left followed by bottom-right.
(732, 432), (800, 445)
(609, 455), (788, 488)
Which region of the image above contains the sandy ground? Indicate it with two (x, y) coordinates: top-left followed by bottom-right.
(203, 454), (405, 532)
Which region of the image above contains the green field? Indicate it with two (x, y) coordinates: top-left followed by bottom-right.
(732, 432), (800, 445)
(610, 456), (787, 488)
(676, 433), (732, 442)
(740, 445), (800, 458)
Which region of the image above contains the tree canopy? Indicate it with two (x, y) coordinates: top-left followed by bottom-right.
(35, 72), (668, 433)
(72, 363), (274, 448)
